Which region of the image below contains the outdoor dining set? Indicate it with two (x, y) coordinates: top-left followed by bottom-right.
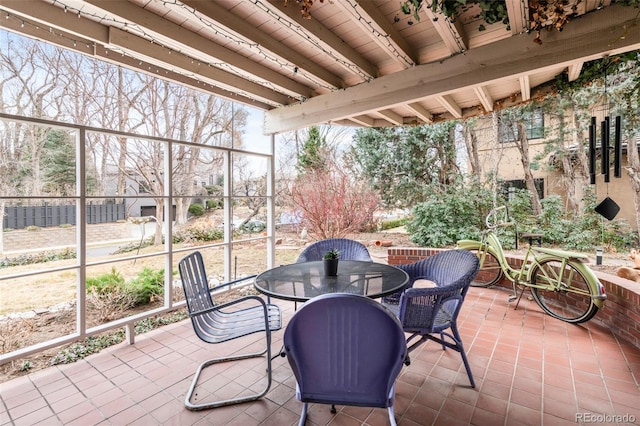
(177, 238), (480, 426)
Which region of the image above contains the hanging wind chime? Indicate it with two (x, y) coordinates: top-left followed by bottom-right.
(589, 59), (622, 221)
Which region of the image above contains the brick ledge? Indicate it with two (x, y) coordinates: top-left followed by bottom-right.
(388, 247), (640, 350)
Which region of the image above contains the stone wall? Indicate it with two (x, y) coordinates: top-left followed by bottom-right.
(2, 222), (131, 253)
(388, 247), (640, 351)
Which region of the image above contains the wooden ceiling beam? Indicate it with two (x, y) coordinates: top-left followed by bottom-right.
(437, 95), (462, 118)
(348, 115), (376, 127)
(567, 62), (584, 82)
(180, 0), (343, 89)
(107, 28), (293, 105)
(1, 0), (293, 106)
(406, 103), (434, 124)
(421, 7), (467, 54)
(265, 0), (379, 79)
(519, 75), (531, 101)
(505, 0), (528, 34)
(474, 86), (494, 112)
(375, 109), (404, 126)
(352, 0), (418, 66)
(85, 0), (312, 98)
(0, 0), (109, 44)
(265, 5), (640, 133)
(93, 45), (271, 109)
(0, 9), (270, 109)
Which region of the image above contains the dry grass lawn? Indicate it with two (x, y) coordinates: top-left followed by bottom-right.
(0, 241), (302, 316)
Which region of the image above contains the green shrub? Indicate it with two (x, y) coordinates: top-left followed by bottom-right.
(206, 199), (223, 209)
(407, 181), (496, 247)
(126, 267), (164, 305)
(51, 333), (125, 365)
(50, 311), (189, 365)
(86, 267), (125, 294)
(380, 218), (408, 230)
(188, 203), (205, 216)
(0, 248), (76, 269)
(175, 222), (223, 242)
(505, 191), (638, 251)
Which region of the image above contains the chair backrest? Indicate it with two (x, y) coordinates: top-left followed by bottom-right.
(284, 293), (407, 408)
(402, 249), (479, 292)
(397, 250), (480, 331)
(296, 238), (372, 263)
(178, 251), (218, 341)
(383, 250), (475, 305)
(179, 251), (215, 314)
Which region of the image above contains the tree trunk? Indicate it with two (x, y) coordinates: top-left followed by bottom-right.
(626, 135), (640, 241)
(515, 122), (543, 215)
(462, 122), (481, 178)
(154, 198), (164, 245)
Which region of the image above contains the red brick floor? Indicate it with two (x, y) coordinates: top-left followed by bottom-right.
(1, 286), (639, 425)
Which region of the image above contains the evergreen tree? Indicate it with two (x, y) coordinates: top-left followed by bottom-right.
(42, 130), (96, 195)
(347, 122), (459, 207)
(296, 125), (327, 173)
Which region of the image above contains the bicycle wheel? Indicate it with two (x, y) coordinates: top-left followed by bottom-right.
(529, 259), (599, 323)
(467, 249), (503, 287)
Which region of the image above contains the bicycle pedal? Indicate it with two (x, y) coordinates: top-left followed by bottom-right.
(508, 295), (517, 302)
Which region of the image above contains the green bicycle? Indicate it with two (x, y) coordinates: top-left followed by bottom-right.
(457, 206), (607, 323)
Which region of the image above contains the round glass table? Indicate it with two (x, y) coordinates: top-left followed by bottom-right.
(254, 260), (409, 302)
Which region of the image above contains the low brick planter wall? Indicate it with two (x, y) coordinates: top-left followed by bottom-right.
(388, 247), (640, 351)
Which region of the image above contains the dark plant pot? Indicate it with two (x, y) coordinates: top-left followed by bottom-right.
(323, 259), (339, 277)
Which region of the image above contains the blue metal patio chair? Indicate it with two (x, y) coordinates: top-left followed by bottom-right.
(178, 251), (282, 410)
(383, 250), (480, 388)
(284, 293), (407, 426)
(296, 238), (372, 263)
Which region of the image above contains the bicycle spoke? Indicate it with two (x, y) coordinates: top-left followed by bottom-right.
(530, 259), (598, 323)
(468, 249), (502, 287)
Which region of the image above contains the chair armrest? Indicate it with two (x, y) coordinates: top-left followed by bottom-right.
(397, 288), (462, 323)
(208, 275), (258, 293)
(401, 287), (442, 298)
(188, 294), (269, 318)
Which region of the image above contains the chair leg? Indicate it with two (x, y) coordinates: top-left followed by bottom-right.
(184, 339), (274, 410)
(299, 402), (308, 426)
(408, 329), (475, 388)
(449, 325), (475, 388)
(387, 406), (397, 426)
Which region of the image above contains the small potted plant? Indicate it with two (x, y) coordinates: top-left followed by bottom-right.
(323, 248), (340, 277)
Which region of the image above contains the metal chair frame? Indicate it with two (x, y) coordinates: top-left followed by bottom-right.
(284, 293), (407, 426)
(178, 251), (282, 410)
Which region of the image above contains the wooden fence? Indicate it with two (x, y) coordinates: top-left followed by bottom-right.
(3, 202), (126, 229)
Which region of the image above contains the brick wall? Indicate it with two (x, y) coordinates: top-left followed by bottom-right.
(388, 247), (640, 351)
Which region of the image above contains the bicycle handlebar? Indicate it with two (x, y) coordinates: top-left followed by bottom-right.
(485, 206), (512, 230)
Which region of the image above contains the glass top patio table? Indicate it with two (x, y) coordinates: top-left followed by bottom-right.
(254, 260), (409, 302)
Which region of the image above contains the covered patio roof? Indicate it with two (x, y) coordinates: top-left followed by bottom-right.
(1, 1), (639, 135)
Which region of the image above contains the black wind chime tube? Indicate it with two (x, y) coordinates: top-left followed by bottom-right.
(589, 117), (596, 184)
(614, 115), (622, 178)
(601, 116), (610, 183)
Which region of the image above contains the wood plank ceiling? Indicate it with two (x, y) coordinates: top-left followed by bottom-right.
(1, 0), (639, 134)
